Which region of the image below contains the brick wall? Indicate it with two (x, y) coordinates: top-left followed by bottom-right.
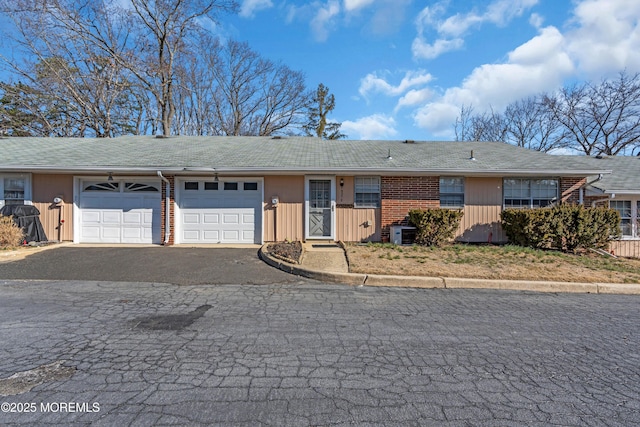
(160, 175), (176, 245)
(560, 177), (586, 204)
(380, 176), (439, 240)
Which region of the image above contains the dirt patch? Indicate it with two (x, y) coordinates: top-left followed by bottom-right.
(346, 243), (640, 284)
(0, 361), (76, 396)
(267, 241), (303, 264)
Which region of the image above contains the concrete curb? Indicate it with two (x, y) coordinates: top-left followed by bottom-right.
(259, 244), (640, 295)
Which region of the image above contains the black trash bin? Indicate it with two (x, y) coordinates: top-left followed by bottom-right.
(0, 205), (48, 243)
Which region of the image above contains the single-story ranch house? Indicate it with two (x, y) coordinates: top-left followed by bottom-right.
(0, 136), (637, 257)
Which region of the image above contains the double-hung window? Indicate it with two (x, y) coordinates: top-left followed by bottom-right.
(354, 177), (380, 208)
(1, 174), (30, 207)
(504, 178), (558, 208)
(610, 199), (639, 238)
(439, 177), (464, 208)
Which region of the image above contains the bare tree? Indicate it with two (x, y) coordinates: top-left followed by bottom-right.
(544, 71), (640, 155)
(207, 40), (310, 136)
(454, 105), (507, 142)
(503, 96), (564, 152)
(0, 0), (237, 137)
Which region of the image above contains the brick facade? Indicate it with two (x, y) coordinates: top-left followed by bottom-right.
(160, 175), (176, 245)
(560, 177), (587, 204)
(380, 176), (439, 240)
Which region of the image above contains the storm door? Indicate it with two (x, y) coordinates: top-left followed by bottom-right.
(306, 178), (335, 239)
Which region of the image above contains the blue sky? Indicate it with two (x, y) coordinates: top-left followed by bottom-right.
(221, 0), (640, 140)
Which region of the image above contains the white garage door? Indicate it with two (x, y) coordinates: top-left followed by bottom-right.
(79, 180), (161, 244)
(178, 179), (262, 244)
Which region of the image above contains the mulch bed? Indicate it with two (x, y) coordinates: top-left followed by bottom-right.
(267, 241), (303, 264)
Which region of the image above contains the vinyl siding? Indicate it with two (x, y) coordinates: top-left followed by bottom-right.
(456, 177), (506, 243)
(32, 174), (74, 242)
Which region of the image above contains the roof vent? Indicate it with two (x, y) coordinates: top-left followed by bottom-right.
(469, 150), (476, 161)
(387, 149), (393, 160)
(271, 136), (284, 140)
(403, 139), (415, 144)
(155, 134), (166, 139)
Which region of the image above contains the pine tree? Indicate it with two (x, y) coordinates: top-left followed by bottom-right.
(303, 83), (346, 139)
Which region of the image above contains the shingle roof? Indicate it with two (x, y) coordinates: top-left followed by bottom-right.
(575, 155), (640, 194)
(0, 136), (610, 176)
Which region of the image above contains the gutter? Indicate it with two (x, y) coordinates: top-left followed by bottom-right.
(0, 166), (613, 177)
(157, 171), (171, 245)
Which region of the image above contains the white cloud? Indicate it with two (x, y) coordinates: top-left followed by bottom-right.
(239, 0), (273, 18)
(342, 114), (398, 139)
(344, 0), (375, 12)
(310, 1), (341, 42)
(412, 0), (538, 60)
(359, 70), (433, 98)
(413, 26), (573, 136)
(529, 12), (544, 28)
(396, 88), (433, 111)
(411, 37), (463, 60)
(565, 0), (640, 76)
(405, 0), (640, 138)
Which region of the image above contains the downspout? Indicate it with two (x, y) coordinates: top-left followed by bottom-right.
(579, 173), (604, 205)
(157, 171), (171, 245)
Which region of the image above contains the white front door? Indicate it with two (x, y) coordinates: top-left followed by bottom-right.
(305, 177), (336, 240)
(176, 179), (263, 244)
(78, 180), (161, 244)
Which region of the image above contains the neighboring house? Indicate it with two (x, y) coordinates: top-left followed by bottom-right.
(579, 155), (640, 259)
(0, 136), (615, 250)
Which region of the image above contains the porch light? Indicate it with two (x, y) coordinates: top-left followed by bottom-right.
(340, 179), (344, 187)
(214, 173), (219, 182)
(108, 172), (113, 182)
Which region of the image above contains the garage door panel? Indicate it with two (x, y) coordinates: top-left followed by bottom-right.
(122, 227), (142, 239)
(122, 211), (142, 224)
(183, 213), (200, 224)
(223, 213), (239, 224)
(102, 211), (122, 224)
(203, 213), (219, 224)
(223, 230), (239, 241)
(203, 230), (220, 240)
(102, 226), (121, 240)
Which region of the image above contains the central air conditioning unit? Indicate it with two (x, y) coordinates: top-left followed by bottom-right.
(390, 226), (416, 245)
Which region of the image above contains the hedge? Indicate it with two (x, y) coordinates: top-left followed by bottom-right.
(408, 208), (464, 246)
(500, 205), (620, 252)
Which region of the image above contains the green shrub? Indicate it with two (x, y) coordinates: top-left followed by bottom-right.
(501, 205), (620, 252)
(408, 208), (464, 246)
(0, 215), (24, 248)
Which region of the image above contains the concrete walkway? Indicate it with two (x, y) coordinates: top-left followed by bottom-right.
(300, 242), (349, 273)
(260, 243), (640, 295)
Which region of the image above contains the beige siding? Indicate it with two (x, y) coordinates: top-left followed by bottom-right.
(456, 177), (507, 243)
(336, 176), (354, 205)
(32, 174), (74, 242)
(609, 240), (640, 259)
(263, 176), (304, 241)
(336, 207), (381, 242)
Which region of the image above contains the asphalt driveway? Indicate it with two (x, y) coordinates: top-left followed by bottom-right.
(0, 246), (309, 285)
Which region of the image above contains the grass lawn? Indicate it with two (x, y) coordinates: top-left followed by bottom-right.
(345, 243), (640, 284)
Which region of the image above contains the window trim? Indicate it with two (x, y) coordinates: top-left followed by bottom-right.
(503, 178), (559, 209)
(610, 197), (640, 239)
(1, 173), (32, 207)
(439, 177), (465, 209)
(354, 176), (381, 208)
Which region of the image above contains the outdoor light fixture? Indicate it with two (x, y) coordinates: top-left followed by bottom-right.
(340, 178), (344, 187)
(214, 173), (219, 182)
(107, 172), (113, 181)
